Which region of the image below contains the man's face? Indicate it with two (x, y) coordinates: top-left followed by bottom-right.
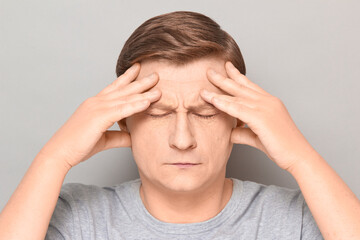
(125, 57), (237, 192)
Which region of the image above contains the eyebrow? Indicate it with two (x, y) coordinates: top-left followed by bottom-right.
(148, 102), (216, 111)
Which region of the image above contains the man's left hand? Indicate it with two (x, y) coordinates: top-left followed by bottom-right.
(200, 61), (315, 171)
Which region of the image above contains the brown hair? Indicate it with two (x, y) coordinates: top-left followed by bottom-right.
(115, 11), (246, 77)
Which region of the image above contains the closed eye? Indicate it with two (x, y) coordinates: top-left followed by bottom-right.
(195, 114), (217, 119)
(146, 113), (218, 119)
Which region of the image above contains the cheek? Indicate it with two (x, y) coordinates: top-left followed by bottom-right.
(206, 115), (235, 159)
(128, 117), (167, 164)
(201, 114), (234, 136)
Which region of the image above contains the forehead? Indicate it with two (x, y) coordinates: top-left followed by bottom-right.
(137, 57), (227, 82)
(136, 57), (229, 110)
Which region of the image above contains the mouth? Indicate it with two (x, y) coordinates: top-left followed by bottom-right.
(167, 163), (201, 168)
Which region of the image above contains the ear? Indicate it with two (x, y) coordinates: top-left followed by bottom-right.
(117, 119), (128, 132)
(233, 118), (245, 128)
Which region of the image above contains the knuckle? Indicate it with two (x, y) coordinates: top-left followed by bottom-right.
(264, 96), (284, 113)
(234, 98), (245, 107)
(114, 102), (124, 118)
(272, 96), (283, 105)
(109, 81), (119, 90)
(235, 104), (247, 114)
(83, 96), (104, 114)
(235, 104), (243, 112)
(237, 83), (245, 90)
(83, 96), (96, 107)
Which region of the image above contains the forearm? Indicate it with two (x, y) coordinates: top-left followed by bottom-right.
(0, 153), (71, 239)
(288, 148), (360, 239)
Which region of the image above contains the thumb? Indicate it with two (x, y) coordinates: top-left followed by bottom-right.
(103, 130), (132, 149)
(231, 127), (266, 153)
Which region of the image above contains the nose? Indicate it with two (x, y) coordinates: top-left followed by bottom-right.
(169, 112), (197, 150)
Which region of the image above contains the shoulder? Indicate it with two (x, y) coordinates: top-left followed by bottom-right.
(235, 179), (323, 237)
(230, 179), (323, 238)
(47, 179), (140, 237)
(46, 180), (141, 239)
(240, 179), (304, 205)
(59, 182), (112, 200)
(232, 178), (305, 222)
(58, 178), (140, 206)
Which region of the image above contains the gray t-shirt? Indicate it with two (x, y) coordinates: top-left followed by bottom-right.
(46, 178), (323, 239)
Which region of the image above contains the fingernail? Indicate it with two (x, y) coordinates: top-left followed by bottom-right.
(202, 89), (211, 95)
(149, 90), (160, 96)
(208, 69), (217, 76)
(148, 73), (157, 79)
(130, 63), (139, 72)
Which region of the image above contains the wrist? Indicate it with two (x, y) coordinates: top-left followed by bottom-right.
(286, 146), (323, 178)
(34, 151), (72, 175)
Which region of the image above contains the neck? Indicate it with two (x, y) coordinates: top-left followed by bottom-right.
(139, 176), (233, 224)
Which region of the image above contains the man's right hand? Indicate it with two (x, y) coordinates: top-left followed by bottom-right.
(38, 62), (161, 169)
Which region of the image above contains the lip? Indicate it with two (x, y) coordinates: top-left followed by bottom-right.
(168, 163), (201, 168)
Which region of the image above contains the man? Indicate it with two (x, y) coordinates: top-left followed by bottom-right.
(1, 11), (359, 240)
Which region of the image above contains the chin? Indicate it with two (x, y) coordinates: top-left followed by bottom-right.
(160, 175), (205, 193)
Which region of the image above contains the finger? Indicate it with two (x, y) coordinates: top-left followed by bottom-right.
(225, 61), (269, 95)
(202, 93), (254, 124)
(231, 127), (267, 153)
(108, 89), (162, 109)
(206, 68), (261, 100)
(96, 63), (141, 97)
(107, 90), (162, 124)
(200, 89), (257, 109)
(103, 72), (159, 101)
(103, 130), (131, 148)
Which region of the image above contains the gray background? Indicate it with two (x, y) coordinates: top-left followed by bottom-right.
(1, 0), (359, 210)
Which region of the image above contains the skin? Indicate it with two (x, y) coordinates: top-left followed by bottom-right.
(0, 62), (164, 239)
(1, 55), (359, 239)
(122, 57), (360, 238)
(122, 57), (238, 223)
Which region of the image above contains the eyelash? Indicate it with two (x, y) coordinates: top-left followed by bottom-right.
(147, 113), (217, 119)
